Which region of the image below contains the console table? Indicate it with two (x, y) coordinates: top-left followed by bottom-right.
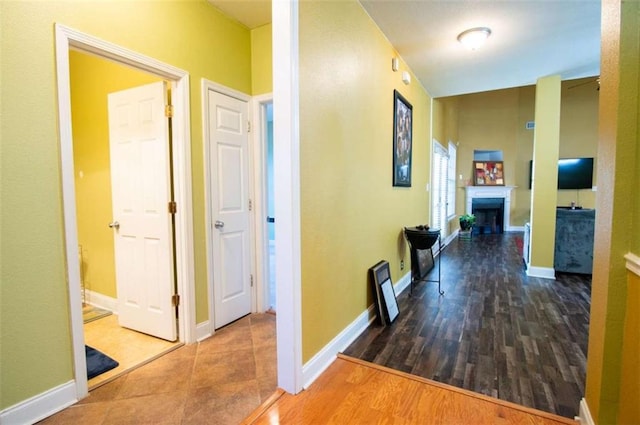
(403, 227), (443, 296)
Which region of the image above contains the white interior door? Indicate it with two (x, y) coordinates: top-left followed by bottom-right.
(108, 81), (177, 341)
(207, 89), (252, 329)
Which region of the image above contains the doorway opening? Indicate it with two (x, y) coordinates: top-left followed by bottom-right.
(55, 24), (195, 399)
(69, 51), (183, 387)
(252, 98), (276, 313)
(265, 102), (275, 312)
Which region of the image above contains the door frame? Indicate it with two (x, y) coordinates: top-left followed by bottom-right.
(201, 79), (255, 335)
(251, 93), (273, 312)
(272, 0), (303, 394)
(55, 24), (196, 400)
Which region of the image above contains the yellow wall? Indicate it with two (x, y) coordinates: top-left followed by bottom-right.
(454, 88), (523, 227)
(514, 86), (536, 225)
(299, 1), (432, 362)
(251, 23), (273, 95)
(71, 51), (160, 299)
(529, 75), (562, 269)
(0, 0), (252, 409)
(557, 80), (599, 208)
(585, 1), (639, 423)
(618, 271), (640, 424)
(458, 89), (520, 188)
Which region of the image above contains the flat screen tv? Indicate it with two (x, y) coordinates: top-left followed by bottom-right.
(529, 157), (594, 189)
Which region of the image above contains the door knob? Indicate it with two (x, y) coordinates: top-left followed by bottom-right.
(108, 221), (120, 230)
(214, 220), (225, 229)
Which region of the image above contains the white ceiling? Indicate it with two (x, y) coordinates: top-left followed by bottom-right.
(208, 0), (601, 98)
(207, 0), (272, 29)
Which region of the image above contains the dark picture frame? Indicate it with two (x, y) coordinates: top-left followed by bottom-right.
(393, 90), (413, 187)
(369, 260), (400, 326)
(473, 160), (505, 186)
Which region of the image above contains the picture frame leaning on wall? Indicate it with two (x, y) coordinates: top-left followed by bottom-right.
(369, 260), (399, 326)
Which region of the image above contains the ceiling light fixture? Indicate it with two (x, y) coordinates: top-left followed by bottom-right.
(457, 27), (492, 50)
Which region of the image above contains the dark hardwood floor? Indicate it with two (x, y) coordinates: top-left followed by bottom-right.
(344, 232), (591, 419)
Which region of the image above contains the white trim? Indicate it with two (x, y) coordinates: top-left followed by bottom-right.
(624, 252), (640, 277)
(302, 305), (377, 388)
(202, 80), (251, 103)
(196, 321), (212, 342)
(201, 80), (215, 337)
(252, 93), (274, 313)
(54, 23), (88, 400)
(302, 271), (410, 388)
(54, 24), (196, 405)
(172, 73), (196, 346)
(201, 79), (252, 336)
(83, 290), (118, 314)
(526, 265), (556, 279)
(465, 186), (516, 231)
(443, 229), (459, 246)
(446, 141), (457, 220)
(508, 226), (526, 232)
(0, 381), (76, 425)
(577, 397), (595, 425)
(394, 271), (412, 296)
(273, 0), (303, 394)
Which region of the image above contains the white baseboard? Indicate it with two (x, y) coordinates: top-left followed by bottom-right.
(301, 268), (412, 389)
(443, 230), (458, 246)
(0, 381), (77, 425)
(394, 271), (412, 295)
(625, 252), (640, 277)
(302, 304), (376, 388)
(577, 398), (595, 425)
(196, 320), (212, 342)
(507, 225), (525, 232)
(526, 265), (556, 280)
(84, 289), (118, 314)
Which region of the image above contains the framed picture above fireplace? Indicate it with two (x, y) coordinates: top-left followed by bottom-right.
(473, 161), (504, 186)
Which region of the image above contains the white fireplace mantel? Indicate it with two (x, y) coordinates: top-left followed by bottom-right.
(465, 186), (516, 231)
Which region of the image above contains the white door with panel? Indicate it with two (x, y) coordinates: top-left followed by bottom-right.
(108, 81), (177, 341)
(207, 89), (252, 329)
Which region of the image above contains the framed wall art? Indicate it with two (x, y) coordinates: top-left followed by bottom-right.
(369, 260), (399, 326)
(393, 90), (413, 187)
(473, 161), (504, 186)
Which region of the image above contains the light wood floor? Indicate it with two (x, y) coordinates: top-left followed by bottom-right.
(84, 314), (182, 388)
(244, 355), (578, 425)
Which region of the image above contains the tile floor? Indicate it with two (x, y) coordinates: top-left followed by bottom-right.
(85, 314), (182, 388)
(40, 313), (277, 425)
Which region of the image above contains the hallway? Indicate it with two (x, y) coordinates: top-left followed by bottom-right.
(40, 313), (276, 425)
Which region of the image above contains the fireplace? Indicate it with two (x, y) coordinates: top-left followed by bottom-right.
(465, 186), (515, 232)
(472, 198), (504, 234)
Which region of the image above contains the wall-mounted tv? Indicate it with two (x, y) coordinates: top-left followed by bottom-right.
(529, 157), (594, 190)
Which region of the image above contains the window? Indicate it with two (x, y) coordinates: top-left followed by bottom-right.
(432, 140), (457, 238)
(432, 141), (448, 236)
(447, 142), (457, 219)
